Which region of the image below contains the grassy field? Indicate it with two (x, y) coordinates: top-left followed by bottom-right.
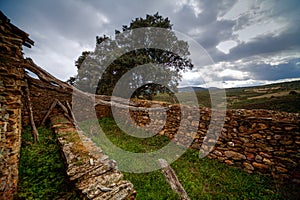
(16, 119), (297, 199)
(16, 127), (79, 199)
(89, 117), (293, 200)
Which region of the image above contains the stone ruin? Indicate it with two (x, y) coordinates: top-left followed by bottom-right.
(1, 11), (300, 199)
(0, 11), (136, 199)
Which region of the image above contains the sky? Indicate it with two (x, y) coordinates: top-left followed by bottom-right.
(1, 0), (300, 88)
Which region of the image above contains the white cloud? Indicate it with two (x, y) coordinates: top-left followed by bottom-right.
(260, 51), (300, 66)
(234, 20), (287, 43)
(219, 69), (250, 80)
(219, 0), (253, 20)
(216, 40), (238, 54)
(24, 32), (94, 80)
(174, 0), (202, 17)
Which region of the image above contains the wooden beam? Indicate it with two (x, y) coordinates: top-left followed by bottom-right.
(23, 59), (170, 112)
(24, 79), (39, 143)
(40, 99), (58, 126)
(158, 159), (190, 200)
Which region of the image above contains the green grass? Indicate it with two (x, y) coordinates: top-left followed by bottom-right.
(87, 117), (288, 200)
(15, 126), (79, 200)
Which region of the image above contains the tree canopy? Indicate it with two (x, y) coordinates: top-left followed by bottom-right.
(70, 12), (193, 99)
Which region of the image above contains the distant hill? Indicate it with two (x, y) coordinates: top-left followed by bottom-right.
(225, 80), (300, 113)
(178, 86), (221, 92)
(179, 80), (300, 93)
(178, 87), (207, 92)
(158, 80), (300, 113)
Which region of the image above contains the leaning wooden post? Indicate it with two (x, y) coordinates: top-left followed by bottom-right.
(158, 159), (190, 200)
(40, 99), (58, 126)
(65, 101), (79, 128)
(24, 79), (39, 143)
(56, 100), (74, 123)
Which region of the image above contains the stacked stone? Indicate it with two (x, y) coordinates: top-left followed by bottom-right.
(21, 76), (72, 126)
(0, 11), (33, 199)
(112, 100), (300, 184)
(212, 109), (300, 184)
(50, 114), (136, 199)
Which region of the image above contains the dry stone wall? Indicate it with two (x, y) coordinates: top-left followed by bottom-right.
(24, 71), (300, 185)
(0, 11), (34, 199)
(21, 76), (72, 126)
(112, 100), (300, 184)
(50, 113), (136, 199)
(22, 80), (112, 126)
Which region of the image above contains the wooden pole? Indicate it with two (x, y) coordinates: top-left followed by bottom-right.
(56, 100), (75, 124)
(65, 101), (79, 129)
(24, 79), (39, 143)
(158, 159), (190, 200)
(40, 99), (58, 126)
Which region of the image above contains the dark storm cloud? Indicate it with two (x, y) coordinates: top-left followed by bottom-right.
(249, 58), (300, 81)
(226, 29), (300, 62)
(1, 0), (300, 87)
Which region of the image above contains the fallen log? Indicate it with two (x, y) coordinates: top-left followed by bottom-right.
(158, 159), (190, 200)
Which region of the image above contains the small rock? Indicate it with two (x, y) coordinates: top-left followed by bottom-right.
(252, 162), (268, 171)
(284, 127), (295, 131)
(98, 186), (113, 192)
(276, 166), (288, 173)
(255, 155), (263, 162)
(213, 150), (223, 156)
(239, 126), (247, 133)
(224, 151), (246, 160)
(89, 158), (94, 166)
(191, 121), (198, 126)
(224, 160), (234, 165)
(264, 147), (274, 152)
(259, 152), (271, 158)
(245, 143), (255, 147)
(274, 134), (281, 139)
(252, 134), (265, 139)
(243, 162), (254, 170)
(227, 142), (234, 147)
(263, 158), (273, 165)
(258, 123), (268, 130)
(280, 140), (293, 145)
(245, 152), (255, 160)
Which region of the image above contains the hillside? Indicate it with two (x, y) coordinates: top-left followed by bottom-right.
(155, 80), (300, 113)
(226, 80), (300, 113)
